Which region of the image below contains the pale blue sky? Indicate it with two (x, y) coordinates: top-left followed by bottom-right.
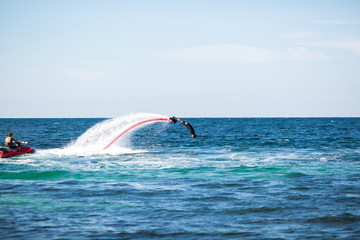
(1, 0), (359, 117)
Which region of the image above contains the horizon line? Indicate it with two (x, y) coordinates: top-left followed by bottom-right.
(1, 116), (359, 119)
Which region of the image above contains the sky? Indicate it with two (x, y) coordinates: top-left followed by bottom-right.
(1, 0), (359, 117)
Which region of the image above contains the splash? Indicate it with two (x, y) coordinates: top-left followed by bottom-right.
(45, 113), (170, 156)
(103, 117), (171, 150)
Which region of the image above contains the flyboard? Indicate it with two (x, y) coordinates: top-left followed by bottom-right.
(103, 117), (177, 150)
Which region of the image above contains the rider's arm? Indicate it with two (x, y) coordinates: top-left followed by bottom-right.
(11, 137), (20, 143)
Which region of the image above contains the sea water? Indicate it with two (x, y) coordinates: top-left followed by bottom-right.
(1, 114), (359, 239)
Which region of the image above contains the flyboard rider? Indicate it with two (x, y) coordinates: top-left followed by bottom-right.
(169, 117), (197, 138)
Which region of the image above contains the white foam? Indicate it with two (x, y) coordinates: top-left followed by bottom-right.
(40, 113), (169, 157)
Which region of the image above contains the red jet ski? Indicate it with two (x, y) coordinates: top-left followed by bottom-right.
(0, 142), (35, 158)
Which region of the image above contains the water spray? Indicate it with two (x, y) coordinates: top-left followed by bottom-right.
(103, 117), (176, 150)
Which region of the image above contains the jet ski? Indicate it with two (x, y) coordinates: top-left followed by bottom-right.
(0, 142), (35, 158)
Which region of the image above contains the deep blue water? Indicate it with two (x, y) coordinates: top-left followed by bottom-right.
(1, 114), (360, 239)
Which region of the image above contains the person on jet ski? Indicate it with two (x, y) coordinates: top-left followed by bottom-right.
(5, 132), (21, 151)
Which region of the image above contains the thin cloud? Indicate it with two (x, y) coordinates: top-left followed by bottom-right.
(312, 20), (360, 25)
(303, 39), (360, 55)
(287, 31), (312, 39)
(286, 47), (335, 61)
(159, 44), (279, 63)
(159, 44), (335, 63)
(226, 96), (241, 102)
(66, 70), (113, 81)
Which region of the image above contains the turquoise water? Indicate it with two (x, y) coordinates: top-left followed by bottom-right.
(1, 114), (360, 239)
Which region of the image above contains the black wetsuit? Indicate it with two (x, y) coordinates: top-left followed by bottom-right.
(182, 122), (195, 135)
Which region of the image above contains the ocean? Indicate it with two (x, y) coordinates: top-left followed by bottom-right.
(1, 113), (359, 239)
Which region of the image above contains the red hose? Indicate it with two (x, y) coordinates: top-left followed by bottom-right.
(103, 118), (170, 150)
